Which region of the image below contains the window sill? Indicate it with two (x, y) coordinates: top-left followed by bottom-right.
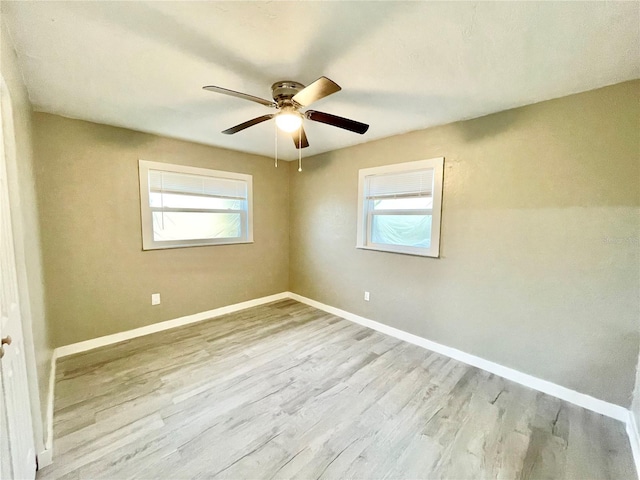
(355, 245), (439, 258)
(143, 240), (254, 251)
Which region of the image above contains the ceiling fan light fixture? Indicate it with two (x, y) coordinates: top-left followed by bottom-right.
(275, 110), (302, 132)
(205, 76), (369, 148)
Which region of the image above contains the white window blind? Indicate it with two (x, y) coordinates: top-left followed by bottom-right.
(366, 169), (434, 199)
(139, 160), (253, 250)
(148, 170), (247, 200)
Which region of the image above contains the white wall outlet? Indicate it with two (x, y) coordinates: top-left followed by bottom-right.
(364, 291), (370, 301)
(151, 293), (161, 306)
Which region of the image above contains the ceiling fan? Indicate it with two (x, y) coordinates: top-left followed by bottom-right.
(202, 77), (369, 149)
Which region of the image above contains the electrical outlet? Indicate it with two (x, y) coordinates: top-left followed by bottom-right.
(151, 293), (161, 306)
(364, 291), (370, 301)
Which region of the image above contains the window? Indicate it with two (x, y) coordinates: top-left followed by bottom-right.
(356, 157), (444, 257)
(138, 160), (252, 250)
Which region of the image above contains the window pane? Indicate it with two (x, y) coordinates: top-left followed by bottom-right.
(152, 212), (242, 242)
(373, 196), (432, 210)
(149, 192), (243, 210)
(371, 215), (432, 248)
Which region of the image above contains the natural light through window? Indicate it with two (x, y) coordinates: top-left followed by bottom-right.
(139, 160), (253, 250)
(357, 158), (444, 257)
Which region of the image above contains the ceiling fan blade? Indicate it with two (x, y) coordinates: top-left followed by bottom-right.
(305, 110), (369, 134)
(203, 85), (276, 108)
(291, 125), (310, 149)
(292, 77), (341, 107)
(222, 114), (275, 134)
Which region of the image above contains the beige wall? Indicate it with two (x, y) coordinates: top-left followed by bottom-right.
(1, 21), (52, 454)
(289, 81), (640, 407)
(32, 113), (289, 347)
(28, 81), (640, 408)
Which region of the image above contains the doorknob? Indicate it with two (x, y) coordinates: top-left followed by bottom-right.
(0, 336), (10, 359)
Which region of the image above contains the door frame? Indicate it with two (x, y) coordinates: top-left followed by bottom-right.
(0, 72), (47, 467)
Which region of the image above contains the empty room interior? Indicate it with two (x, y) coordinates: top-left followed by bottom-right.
(1, 2), (639, 479)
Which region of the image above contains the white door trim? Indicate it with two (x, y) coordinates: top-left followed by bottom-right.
(0, 74), (37, 479)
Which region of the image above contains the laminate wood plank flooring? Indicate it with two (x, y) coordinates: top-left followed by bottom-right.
(37, 300), (636, 479)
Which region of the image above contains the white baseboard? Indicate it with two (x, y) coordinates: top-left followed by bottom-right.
(54, 292), (289, 358)
(45, 290), (638, 478)
(52, 289), (633, 422)
(628, 411), (640, 478)
(289, 292), (640, 479)
(37, 352), (56, 469)
(45, 352), (55, 450)
(37, 448), (52, 469)
(287, 292), (630, 423)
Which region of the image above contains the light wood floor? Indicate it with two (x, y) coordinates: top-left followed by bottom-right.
(38, 299), (636, 480)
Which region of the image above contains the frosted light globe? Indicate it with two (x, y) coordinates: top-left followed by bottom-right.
(276, 112), (302, 132)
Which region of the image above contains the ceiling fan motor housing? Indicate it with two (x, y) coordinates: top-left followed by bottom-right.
(271, 81), (305, 107)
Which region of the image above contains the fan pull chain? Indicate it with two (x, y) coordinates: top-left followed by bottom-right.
(298, 128), (302, 172)
(274, 121), (278, 168)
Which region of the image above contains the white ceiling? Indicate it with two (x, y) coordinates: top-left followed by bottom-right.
(2, 1), (639, 160)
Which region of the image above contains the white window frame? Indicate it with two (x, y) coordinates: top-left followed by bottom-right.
(356, 157), (444, 257)
(138, 160), (253, 250)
